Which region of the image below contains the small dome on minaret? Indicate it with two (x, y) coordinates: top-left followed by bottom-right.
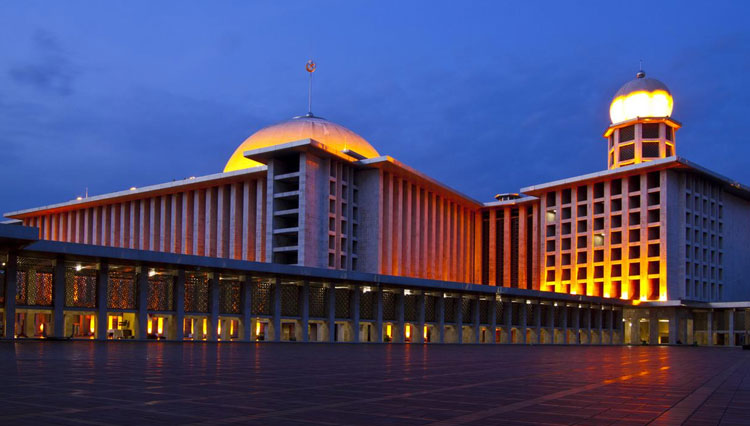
(609, 70), (674, 124)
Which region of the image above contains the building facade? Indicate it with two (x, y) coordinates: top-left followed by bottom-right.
(2, 70), (750, 345)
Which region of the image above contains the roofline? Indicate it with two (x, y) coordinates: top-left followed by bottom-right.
(243, 138), (362, 164)
(5, 166), (267, 219)
(358, 156), (484, 206)
(520, 156), (680, 194)
(482, 195), (538, 208)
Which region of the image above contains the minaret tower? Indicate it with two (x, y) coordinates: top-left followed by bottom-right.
(604, 70), (681, 170)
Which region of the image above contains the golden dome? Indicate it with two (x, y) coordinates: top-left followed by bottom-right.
(224, 115), (379, 172)
(609, 71), (673, 124)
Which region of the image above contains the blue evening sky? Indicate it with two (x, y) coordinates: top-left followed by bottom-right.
(1, 1), (748, 214)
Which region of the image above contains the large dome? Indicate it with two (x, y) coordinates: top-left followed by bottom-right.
(224, 115), (379, 172)
(609, 71), (673, 124)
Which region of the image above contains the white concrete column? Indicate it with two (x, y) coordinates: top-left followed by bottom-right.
(395, 290), (405, 343)
(437, 293), (445, 343)
(327, 283), (336, 342)
(3, 252), (17, 339)
(488, 296), (497, 344)
(174, 270), (185, 341)
(520, 302), (528, 344)
(375, 286), (384, 343)
(136, 269), (148, 339)
(207, 276), (219, 342)
(241, 276), (252, 342)
(415, 291), (425, 344)
(53, 256), (66, 338)
(455, 295), (464, 344)
(273, 277), (281, 342)
(301, 281), (310, 342)
(96, 262), (108, 341)
(351, 285), (360, 343)
(727, 310), (734, 347)
(473, 296), (481, 343)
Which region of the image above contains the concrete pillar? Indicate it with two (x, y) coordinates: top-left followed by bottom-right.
(727, 309), (734, 347)
(707, 310), (714, 346)
(416, 291), (425, 344)
(668, 307), (680, 345)
(53, 256), (66, 338)
(273, 277), (281, 342)
(301, 281), (310, 342)
(396, 290), (405, 343)
(533, 303), (541, 344)
(174, 270), (185, 341)
(571, 306), (580, 344)
(488, 296), (497, 344)
(136, 268), (148, 339)
(375, 286), (383, 343)
(3, 252), (17, 339)
(241, 276), (252, 342)
(607, 309), (615, 345)
(437, 293), (445, 343)
(520, 302), (528, 344)
(327, 283), (336, 342)
(455, 295), (464, 344)
(503, 300), (512, 343)
(560, 305), (568, 344)
(649, 309), (659, 345)
(351, 285), (360, 343)
(207, 276), (219, 342)
(95, 262), (108, 341)
(596, 308), (604, 344)
(473, 296), (481, 344)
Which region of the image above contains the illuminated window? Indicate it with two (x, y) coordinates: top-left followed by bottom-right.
(642, 123), (660, 139)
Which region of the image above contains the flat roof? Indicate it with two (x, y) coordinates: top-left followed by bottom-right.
(5, 166), (267, 219)
(520, 156), (750, 201)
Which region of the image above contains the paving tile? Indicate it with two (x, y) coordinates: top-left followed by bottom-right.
(1, 342), (749, 425)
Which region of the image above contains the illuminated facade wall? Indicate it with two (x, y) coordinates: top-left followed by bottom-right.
(534, 169), (668, 301)
(19, 172), (268, 262)
(480, 199), (540, 289)
(358, 168), (482, 283)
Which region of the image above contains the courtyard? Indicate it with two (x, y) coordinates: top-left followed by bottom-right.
(0, 343), (748, 425)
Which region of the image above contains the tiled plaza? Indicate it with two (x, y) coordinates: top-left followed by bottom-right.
(0, 343), (748, 425)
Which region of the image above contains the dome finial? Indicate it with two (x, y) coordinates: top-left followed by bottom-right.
(306, 59), (316, 116)
(636, 59), (645, 79)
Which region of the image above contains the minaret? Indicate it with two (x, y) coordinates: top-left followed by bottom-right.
(604, 70), (681, 170)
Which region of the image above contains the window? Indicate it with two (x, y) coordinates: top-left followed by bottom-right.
(619, 125), (635, 142)
(642, 141), (660, 158)
(642, 123), (660, 139)
(619, 144), (635, 162)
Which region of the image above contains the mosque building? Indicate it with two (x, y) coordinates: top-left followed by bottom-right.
(1, 67), (749, 346)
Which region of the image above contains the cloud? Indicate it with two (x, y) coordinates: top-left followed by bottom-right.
(8, 30), (78, 96)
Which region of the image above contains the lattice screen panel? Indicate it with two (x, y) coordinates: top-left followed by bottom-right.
(147, 275), (175, 311)
(184, 272), (209, 313)
(16, 256), (54, 307)
(251, 278), (273, 316)
(281, 284), (300, 316)
(219, 280), (242, 314)
(65, 267), (97, 308)
(108, 270), (136, 310)
(334, 288), (351, 319)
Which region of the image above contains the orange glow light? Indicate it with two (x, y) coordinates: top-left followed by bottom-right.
(89, 318), (95, 334)
(405, 324), (411, 339)
(202, 318), (207, 336)
(255, 321), (262, 336)
(229, 321), (234, 336)
(610, 90), (673, 123)
(157, 317), (164, 335)
(423, 325), (428, 340)
(147, 318), (153, 334)
(217, 321), (222, 337)
(386, 324), (392, 339)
